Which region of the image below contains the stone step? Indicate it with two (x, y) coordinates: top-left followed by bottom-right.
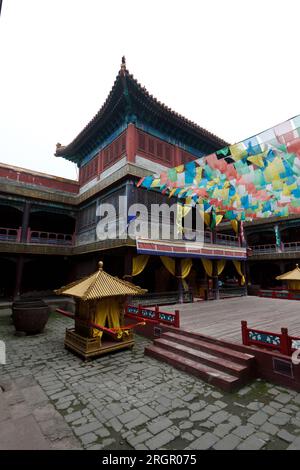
(153, 338), (249, 379)
(162, 331), (255, 366)
(145, 345), (241, 392)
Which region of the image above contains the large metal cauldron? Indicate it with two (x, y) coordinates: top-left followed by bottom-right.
(12, 298), (50, 334)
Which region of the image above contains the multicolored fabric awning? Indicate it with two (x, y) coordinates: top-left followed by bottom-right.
(138, 115), (300, 221)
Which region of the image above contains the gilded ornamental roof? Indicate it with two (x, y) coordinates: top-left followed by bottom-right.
(55, 261), (146, 300)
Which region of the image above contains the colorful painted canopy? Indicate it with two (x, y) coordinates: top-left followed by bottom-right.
(138, 115), (300, 221)
(56, 261), (147, 300)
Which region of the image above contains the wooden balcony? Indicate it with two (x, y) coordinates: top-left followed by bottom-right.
(0, 226), (21, 243)
(27, 229), (74, 246)
(249, 241), (300, 258)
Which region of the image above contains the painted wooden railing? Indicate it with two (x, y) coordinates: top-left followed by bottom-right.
(259, 289), (300, 301)
(27, 228), (74, 245)
(0, 226), (21, 242)
(183, 229), (240, 246)
(249, 241), (300, 255)
(216, 233), (239, 247)
(125, 304), (180, 328)
(241, 320), (300, 356)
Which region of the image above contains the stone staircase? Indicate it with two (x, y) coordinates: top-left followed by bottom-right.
(145, 330), (255, 392)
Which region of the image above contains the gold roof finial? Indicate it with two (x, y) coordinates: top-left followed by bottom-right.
(98, 261), (103, 270)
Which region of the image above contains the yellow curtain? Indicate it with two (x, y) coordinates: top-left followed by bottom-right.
(132, 255), (149, 276)
(106, 298), (121, 329)
(233, 260), (245, 285)
(160, 256), (176, 276)
(93, 298), (121, 337)
(201, 259), (213, 277)
(231, 220), (238, 234)
(181, 259), (193, 279)
(93, 300), (107, 338)
(160, 256), (193, 279)
(217, 259), (226, 276)
(288, 280), (300, 291)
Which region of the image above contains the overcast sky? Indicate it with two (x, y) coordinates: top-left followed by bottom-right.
(1, 0), (300, 180)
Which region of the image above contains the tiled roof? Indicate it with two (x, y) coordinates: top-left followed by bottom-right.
(55, 261), (146, 300)
(55, 59), (228, 158)
(276, 264), (300, 281)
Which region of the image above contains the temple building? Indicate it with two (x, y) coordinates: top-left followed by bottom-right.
(0, 58), (299, 301)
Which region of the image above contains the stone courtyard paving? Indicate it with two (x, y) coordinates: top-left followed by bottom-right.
(1, 312), (300, 450)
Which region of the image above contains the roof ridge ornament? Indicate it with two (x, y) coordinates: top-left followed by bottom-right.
(120, 56), (126, 75)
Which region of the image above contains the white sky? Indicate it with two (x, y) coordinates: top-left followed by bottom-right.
(1, 0), (300, 180)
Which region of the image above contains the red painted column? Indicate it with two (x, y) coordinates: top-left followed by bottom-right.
(280, 328), (290, 355)
(21, 202), (31, 243)
(14, 256), (24, 299)
(174, 147), (181, 166)
(126, 124), (137, 163)
(98, 150), (103, 175)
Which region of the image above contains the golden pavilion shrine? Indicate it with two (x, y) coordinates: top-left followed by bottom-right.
(56, 261), (146, 360)
(276, 264), (300, 291)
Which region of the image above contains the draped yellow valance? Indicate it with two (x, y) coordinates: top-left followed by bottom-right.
(217, 259), (226, 276)
(201, 258), (213, 277)
(132, 255), (149, 277)
(181, 258), (193, 279)
(201, 259), (226, 277)
(233, 260), (245, 285)
(160, 256), (193, 279)
(160, 256), (176, 276)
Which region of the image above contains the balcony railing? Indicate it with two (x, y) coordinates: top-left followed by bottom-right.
(216, 233), (239, 247)
(183, 229), (240, 247)
(249, 241), (300, 255)
(27, 229), (74, 246)
(0, 226), (21, 242)
(248, 243), (277, 254)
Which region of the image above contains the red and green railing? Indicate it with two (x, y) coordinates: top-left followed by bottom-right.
(125, 304), (180, 328)
(258, 289), (300, 301)
(241, 320), (300, 356)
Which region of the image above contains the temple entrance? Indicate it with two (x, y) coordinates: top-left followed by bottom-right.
(133, 256), (176, 293)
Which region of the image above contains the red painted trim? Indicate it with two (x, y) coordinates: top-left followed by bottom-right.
(126, 124), (137, 163)
(0, 167), (79, 193)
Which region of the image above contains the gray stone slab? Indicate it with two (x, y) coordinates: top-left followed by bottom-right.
(238, 435), (266, 450)
(189, 432), (219, 450)
(147, 417), (173, 435)
(22, 385), (48, 406)
(190, 410), (212, 422)
(0, 415), (50, 450)
(248, 411), (268, 426)
(277, 430), (295, 443)
(214, 434), (241, 450)
(146, 430), (175, 450)
(269, 412), (290, 426)
(233, 424), (255, 439)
